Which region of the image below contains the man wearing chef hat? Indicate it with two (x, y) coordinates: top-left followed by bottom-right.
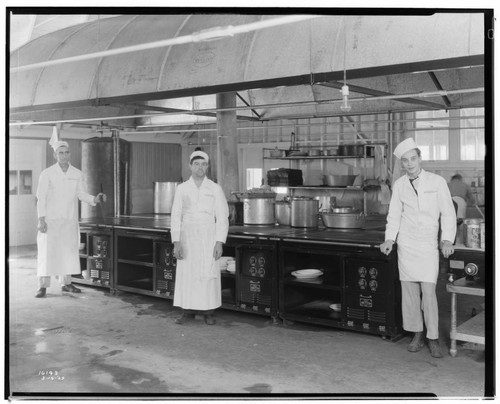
(380, 137), (456, 358)
(170, 150), (229, 325)
(35, 128), (106, 298)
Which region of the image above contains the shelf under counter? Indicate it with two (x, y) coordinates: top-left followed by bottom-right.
(282, 277), (342, 291)
(117, 258), (154, 267)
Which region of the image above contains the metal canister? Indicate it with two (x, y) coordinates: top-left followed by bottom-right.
(242, 197), (275, 225)
(463, 219), (483, 249)
(480, 221), (485, 249)
(290, 197), (319, 228)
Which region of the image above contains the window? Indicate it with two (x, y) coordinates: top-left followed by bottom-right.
(246, 168), (263, 189)
(9, 170), (32, 195)
(19, 170), (33, 195)
(460, 108), (485, 160)
(9, 171), (18, 195)
(415, 110), (449, 160)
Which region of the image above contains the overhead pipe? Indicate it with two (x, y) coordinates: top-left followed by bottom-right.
(10, 15), (321, 73)
(112, 129), (121, 218)
(8, 87), (485, 128)
(134, 113), (485, 132)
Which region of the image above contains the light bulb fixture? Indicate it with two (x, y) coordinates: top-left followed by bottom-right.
(340, 84), (351, 112)
(339, 20), (351, 114)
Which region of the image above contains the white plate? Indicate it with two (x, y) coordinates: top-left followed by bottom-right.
(329, 303), (341, 311)
(292, 269), (323, 279)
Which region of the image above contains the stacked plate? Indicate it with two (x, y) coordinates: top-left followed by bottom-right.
(291, 269), (323, 279)
(217, 257), (236, 272)
(226, 260), (236, 273)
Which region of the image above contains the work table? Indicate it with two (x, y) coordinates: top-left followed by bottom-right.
(79, 214), (387, 248)
(79, 214), (483, 252)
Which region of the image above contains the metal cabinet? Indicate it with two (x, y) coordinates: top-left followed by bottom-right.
(279, 241), (402, 339)
(73, 225), (113, 289)
(236, 241), (279, 320)
(218, 235), (279, 321)
(114, 228), (170, 297)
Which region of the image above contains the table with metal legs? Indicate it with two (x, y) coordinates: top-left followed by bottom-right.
(446, 277), (485, 357)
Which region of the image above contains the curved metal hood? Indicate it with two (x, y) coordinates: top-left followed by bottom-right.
(9, 13), (485, 125)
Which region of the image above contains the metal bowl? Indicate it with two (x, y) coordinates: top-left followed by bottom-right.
(331, 206), (357, 214)
(321, 212), (365, 229)
(323, 175), (358, 187)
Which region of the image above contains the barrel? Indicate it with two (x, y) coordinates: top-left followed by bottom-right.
(81, 137), (130, 218)
(463, 219), (483, 249)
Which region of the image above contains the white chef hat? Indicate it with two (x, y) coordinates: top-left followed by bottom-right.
(51, 141), (69, 151)
(49, 126), (69, 151)
(190, 150), (209, 163)
(393, 138), (418, 159)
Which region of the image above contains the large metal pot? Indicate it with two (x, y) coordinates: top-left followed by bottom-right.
(154, 181), (180, 214)
(275, 200), (291, 225)
(291, 197), (319, 228)
(321, 211), (365, 229)
(243, 197), (275, 225)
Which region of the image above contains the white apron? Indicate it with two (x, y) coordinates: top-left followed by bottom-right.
(37, 219), (80, 276)
(36, 163), (96, 278)
(397, 224), (439, 283)
(385, 170), (456, 284)
(173, 215), (221, 310)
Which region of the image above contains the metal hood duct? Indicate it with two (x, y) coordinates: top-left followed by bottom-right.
(9, 13), (486, 126)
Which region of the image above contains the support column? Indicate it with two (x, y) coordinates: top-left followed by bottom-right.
(216, 92), (239, 200)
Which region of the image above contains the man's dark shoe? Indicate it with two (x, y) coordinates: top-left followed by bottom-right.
(35, 288), (46, 298)
(428, 339), (443, 358)
(204, 314), (216, 325)
(174, 312), (195, 324)
(407, 331), (425, 352)
(61, 284), (81, 293)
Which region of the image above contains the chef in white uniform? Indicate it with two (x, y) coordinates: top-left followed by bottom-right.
(171, 151), (229, 325)
(36, 140), (106, 298)
(380, 138), (456, 358)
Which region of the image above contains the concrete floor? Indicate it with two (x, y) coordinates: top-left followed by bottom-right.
(7, 245), (487, 399)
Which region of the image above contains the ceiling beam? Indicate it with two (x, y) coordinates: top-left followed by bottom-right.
(427, 72), (452, 108)
(236, 92), (262, 120)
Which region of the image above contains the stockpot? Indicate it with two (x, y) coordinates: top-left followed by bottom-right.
(154, 181), (180, 214)
(243, 196), (275, 225)
(275, 200), (291, 225)
(290, 197), (319, 228)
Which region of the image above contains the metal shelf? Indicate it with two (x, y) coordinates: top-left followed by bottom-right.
(264, 155), (374, 160)
(288, 186), (364, 191)
(283, 277), (342, 290)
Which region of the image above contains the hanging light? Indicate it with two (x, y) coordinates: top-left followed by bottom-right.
(340, 83), (351, 113)
(340, 22), (351, 113)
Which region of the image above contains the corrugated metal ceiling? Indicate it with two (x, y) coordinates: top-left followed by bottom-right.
(9, 12), (487, 130)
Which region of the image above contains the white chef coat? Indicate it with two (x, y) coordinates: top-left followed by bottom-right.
(171, 176), (229, 310)
(36, 163), (96, 277)
(385, 169), (456, 283)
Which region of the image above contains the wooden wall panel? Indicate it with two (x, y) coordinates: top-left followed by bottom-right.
(129, 142), (182, 214)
